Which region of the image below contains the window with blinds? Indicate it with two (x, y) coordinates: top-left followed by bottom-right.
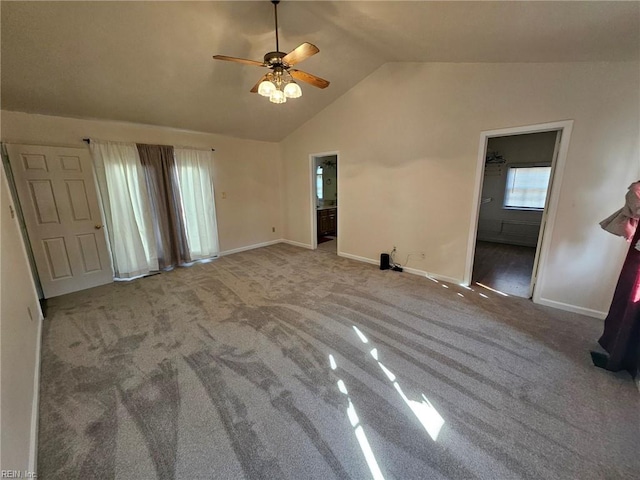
(503, 166), (551, 210)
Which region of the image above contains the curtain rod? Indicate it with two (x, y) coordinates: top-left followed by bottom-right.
(82, 138), (215, 152)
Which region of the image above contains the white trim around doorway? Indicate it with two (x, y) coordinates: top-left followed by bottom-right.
(464, 120), (574, 304)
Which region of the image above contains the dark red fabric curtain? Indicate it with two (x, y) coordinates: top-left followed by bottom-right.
(596, 225), (640, 377)
(136, 144), (191, 269)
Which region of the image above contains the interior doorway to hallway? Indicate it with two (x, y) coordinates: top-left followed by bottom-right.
(467, 122), (572, 299)
(310, 152), (338, 254)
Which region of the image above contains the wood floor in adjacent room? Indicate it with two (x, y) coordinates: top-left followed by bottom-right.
(472, 241), (537, 298)
(37, 244), (639, 479)
(317, 235), (337, 254)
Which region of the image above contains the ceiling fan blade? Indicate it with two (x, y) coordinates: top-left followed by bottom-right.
(290, 69), (330, 89)
(250, 75), (268, 93)
(213, 55), (265, 67)
(282, 42), (319, 66)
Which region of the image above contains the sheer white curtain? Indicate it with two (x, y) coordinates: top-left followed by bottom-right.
(90, 141), (159, 278)
(173, 148), (220, 260)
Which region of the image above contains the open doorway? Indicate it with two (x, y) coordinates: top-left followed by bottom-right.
(467, 121), (573, 299)
(310, 152), (338, 254)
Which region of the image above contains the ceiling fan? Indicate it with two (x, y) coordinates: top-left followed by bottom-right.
(213, 0), (330, 104)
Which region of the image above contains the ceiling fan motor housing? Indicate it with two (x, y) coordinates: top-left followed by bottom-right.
(264, 51), (288, 68)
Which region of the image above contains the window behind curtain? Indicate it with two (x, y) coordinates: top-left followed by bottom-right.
(90, 140), (159, 279)
(91, 142), (220, 280)
(173, 148), (219, 260)
(504, 166), (552, 210)
(137, 143), (190, 269)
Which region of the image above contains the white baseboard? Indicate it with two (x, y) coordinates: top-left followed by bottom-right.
(476, 235), (538, 248)
(534, 297), (607, 319)
(219, 239), (281, 256)
(337, 251), (379, 266)
(280, 239), (313, 250)
(338, 252), (462, 284)
(402, 266), (462, 285)
(29, 315), (43, 473)
(219, 239), (315, 257)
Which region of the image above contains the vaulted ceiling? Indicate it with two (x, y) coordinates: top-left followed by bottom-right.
(2, 1), (638, 142)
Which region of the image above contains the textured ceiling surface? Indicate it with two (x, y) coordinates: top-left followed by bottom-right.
(2, 1), (639, 142)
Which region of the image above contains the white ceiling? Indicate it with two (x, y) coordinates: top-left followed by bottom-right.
(2, 1), (639, 142)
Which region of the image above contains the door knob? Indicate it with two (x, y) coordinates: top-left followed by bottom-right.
(95, 224), (103, 230)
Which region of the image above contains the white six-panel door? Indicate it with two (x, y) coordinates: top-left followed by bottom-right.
(6, 144), (113, 298)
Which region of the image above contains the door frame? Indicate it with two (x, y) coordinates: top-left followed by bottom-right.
(309, 151), (339, 251)
(5, 143), (114, 298)
(464, 120), (574, 301)
(1, 143), (44, 298)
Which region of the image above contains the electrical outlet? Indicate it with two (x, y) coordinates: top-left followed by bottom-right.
(420, 253), (426, 259)
(222, 192), (227, 199)
(272, 227), (275, 233)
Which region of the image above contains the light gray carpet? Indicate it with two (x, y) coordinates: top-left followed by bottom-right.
(38, 243), (640, 479)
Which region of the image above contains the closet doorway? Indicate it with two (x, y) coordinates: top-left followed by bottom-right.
(466, 121), (573, 300)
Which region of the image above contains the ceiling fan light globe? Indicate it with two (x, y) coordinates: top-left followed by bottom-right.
(258, 80), (276, 97)
(284, 81), (302, 99)
(269, 89), (287, 104)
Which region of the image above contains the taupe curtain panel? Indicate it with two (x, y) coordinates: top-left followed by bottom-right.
(136, 144), (191, 269)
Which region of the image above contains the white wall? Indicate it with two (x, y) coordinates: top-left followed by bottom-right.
(0, 111), (284, 254)
(281, 62), (640, 317)
(1, 164), (43, 472)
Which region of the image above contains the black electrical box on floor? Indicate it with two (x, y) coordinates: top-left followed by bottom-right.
(380, 253), (390, 270)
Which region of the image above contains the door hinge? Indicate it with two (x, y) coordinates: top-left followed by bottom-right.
(9, 205), (15, 219)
